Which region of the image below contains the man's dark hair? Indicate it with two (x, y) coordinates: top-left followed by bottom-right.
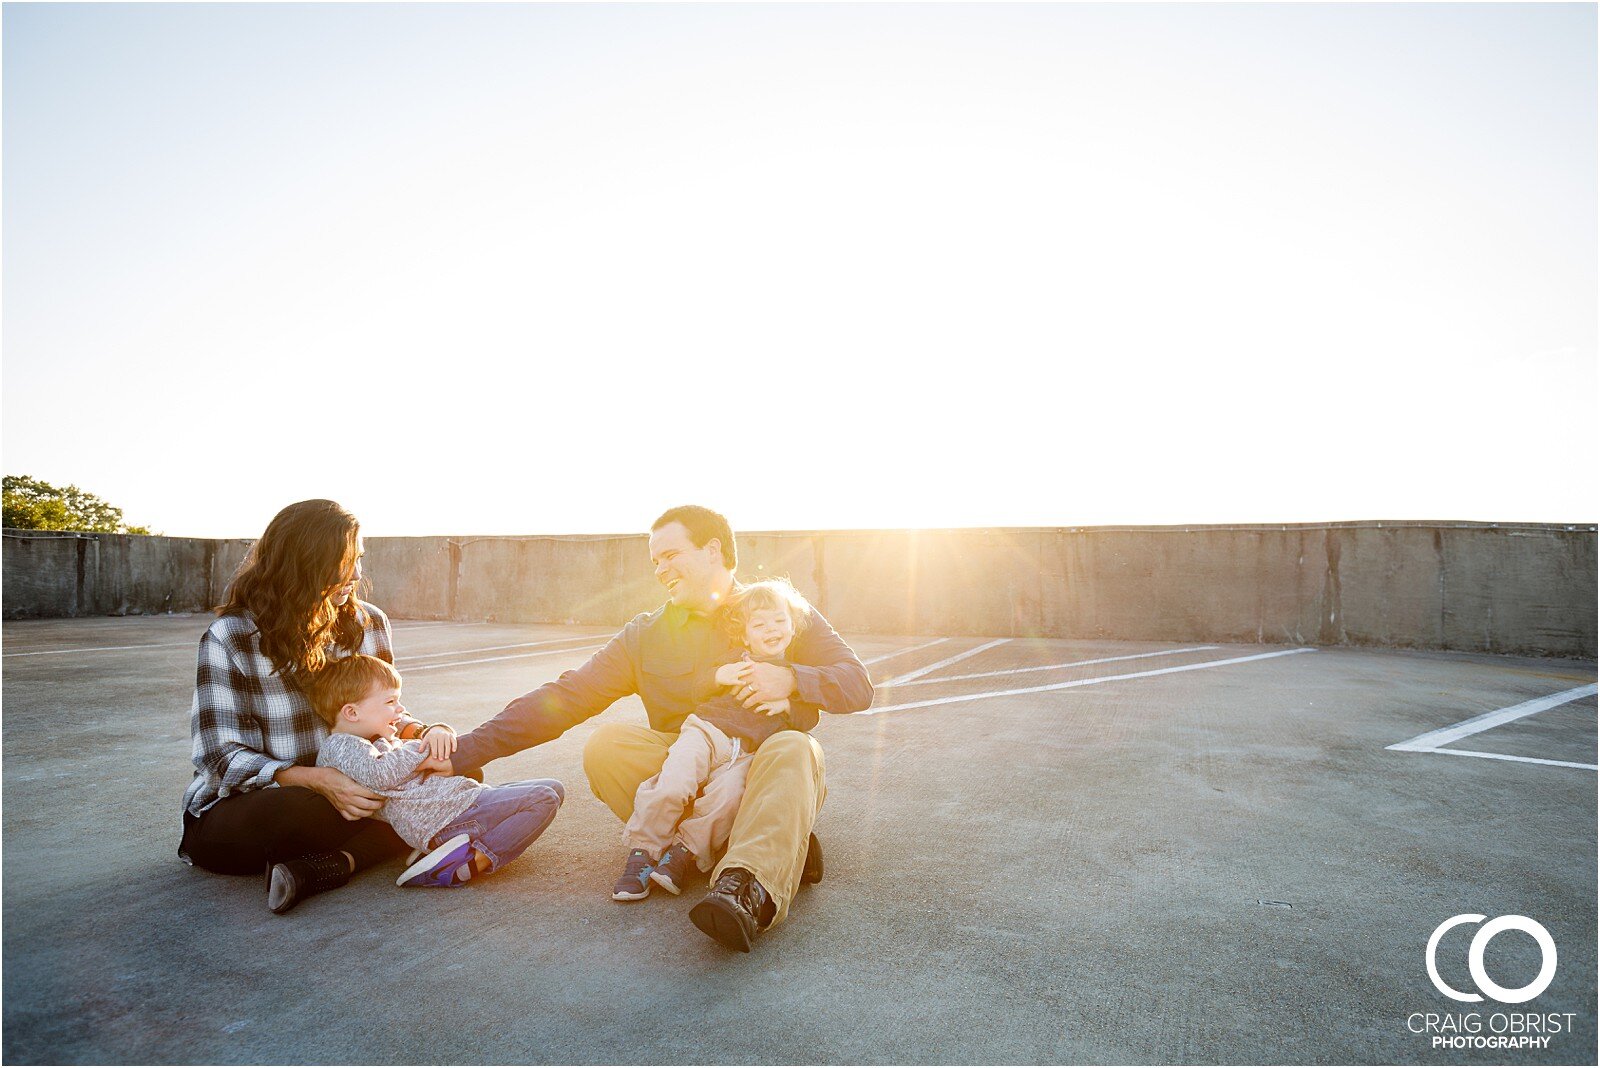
(651, 505), (737, 570)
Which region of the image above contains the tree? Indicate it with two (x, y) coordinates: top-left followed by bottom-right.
(2, 475), (155, 535)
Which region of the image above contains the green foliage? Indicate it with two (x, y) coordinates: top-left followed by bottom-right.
(2, 475), (155, 535)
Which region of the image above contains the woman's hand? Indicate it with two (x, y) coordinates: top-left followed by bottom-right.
(422, 725), (458, 761)
(305, 766), (384, 821)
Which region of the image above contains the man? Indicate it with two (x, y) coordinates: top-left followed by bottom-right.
(443, 505), (874, 950)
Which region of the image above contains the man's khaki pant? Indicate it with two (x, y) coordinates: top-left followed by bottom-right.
(584, 722), (826, 926)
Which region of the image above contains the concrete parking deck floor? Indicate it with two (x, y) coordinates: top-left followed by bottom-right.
(2, 616), (1595, 1065)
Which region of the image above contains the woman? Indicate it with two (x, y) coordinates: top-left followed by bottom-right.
(178, 499), (457, 913)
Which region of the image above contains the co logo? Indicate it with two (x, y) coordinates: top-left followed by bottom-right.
(1426, 914), (1557, 1004)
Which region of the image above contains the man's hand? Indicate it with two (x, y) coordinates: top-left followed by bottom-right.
(307, 766), (384, 821)
(733, 661), (797, 708)
(753, 698), (791, 718)
(417, 755), (454, 777)
(421, 725), (458, 761)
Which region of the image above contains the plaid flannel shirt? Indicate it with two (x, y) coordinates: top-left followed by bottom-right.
(182, 601), (396, 816)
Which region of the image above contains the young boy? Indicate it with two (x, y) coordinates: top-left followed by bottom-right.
(310, 654), (564, 890)
(613, 579), (820, 901)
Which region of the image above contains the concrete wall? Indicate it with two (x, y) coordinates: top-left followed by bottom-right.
(2, 532), (251, 618)
(4, 523), (1595, 657)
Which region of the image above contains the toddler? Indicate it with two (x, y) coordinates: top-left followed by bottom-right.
(311, 654), (564, 888)
(612, 579), (818, 901)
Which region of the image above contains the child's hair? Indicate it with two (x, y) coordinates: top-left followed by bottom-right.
(308, 653), (401, 726)
(723, 579), (813, 646)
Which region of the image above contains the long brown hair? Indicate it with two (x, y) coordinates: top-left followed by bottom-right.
(218, 499), (366, 679)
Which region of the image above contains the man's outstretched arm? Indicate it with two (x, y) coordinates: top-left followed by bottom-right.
(451, 625), (639, 773)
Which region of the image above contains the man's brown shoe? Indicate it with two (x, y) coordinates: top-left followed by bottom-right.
(689, 868), (774, 952)
(801, 832), (823, 885)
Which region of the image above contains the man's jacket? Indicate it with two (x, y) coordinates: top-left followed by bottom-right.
(451, 600), (874, 772)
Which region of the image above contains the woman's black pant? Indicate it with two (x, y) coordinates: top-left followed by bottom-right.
(179, 786), (406, 876)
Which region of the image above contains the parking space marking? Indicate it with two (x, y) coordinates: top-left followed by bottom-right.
(400, 642), (607, 673)
(881, 645), (1220, 689)
(3, 625), (565, 659)
(880, 638), (1012, 685)
(862, 647), (1316, 714)
(392, 621), (489, 632)
(397, 634), (611, 663)
(3, 621), (487, 658)
(1386, 684), (1598, 771)
(1425, 749), (1597, 772)
(863, 637), (950, 666)
(3, 641), (197, 657)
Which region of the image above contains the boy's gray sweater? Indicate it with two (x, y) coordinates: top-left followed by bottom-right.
(316, 733), (482, 850)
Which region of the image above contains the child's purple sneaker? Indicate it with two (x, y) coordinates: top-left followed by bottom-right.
(396, 833), (476, 888)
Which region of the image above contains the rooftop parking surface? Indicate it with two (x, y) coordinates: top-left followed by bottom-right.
(2, 615), (1595, 1065)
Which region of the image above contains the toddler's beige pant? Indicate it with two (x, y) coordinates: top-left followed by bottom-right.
(586, 719), (826, 926)
(620, 714), (749, 864)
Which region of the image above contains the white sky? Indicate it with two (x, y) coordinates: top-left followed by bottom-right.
(3, 3), (1595, 538)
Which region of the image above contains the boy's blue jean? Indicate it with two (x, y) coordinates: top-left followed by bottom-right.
(430, 778), (564, 874)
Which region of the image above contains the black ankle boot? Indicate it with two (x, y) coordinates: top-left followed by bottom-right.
(801, 832), (823, 885)
(689, 868), (775, 952)
(266, 852), (350, 914)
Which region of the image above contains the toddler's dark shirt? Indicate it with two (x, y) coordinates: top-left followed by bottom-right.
(692, 653), (820, 750)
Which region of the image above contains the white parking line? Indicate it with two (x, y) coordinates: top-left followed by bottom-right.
(1427, 749), (1598, 772)
(3, 641), (196, 657)
(397, 634), (611, 663)
(880, 646), (1221, 688)
(1386, 684), (1598, 771)
(863, 637), (950, 666)
(400, 642), (607, 673)
(393, 621), (488, 632)
(862, 647), (1317, 714)
(880, 638), (1012, 685)
(2, 625), (571, 659)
